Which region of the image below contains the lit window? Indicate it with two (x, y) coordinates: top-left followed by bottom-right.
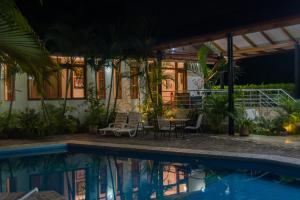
(130, 65), (139, 99)
(97, 68), (106, 99)
(28, 66), (86, 100)
(3, 65), (14, 101)
(114, 64), (122, 99)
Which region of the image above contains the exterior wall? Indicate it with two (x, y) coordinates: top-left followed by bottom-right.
(0, 59), (203, 121)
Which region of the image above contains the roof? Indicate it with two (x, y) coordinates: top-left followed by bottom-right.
(157, 15), (300, 60)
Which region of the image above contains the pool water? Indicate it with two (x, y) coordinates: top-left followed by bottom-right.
(0, 146), (300, 200)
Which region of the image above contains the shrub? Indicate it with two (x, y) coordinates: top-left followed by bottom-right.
(16, 108), (46, 138)
(44, 104), (78, 135)
(84, 84), (107, 129)
(203, 94), (228, 133)
(0, 111), (18, 138)
(212, 83), (295, 95)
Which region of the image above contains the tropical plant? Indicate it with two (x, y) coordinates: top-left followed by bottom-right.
(230, 108), (253, 136)
(16, 108), (46, 138)
(252, 116), (285, 135)
(279, 98), (300, 114)
(84, 84), (106, 128)
(0, 0), (55, 91)
(43, 104), (78, 135)
(203, 94), (228, 133)
(186, 43), (227, 89)
(0, 111), (18, 138)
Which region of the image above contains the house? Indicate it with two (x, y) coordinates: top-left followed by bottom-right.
(0, 56), (204, 120)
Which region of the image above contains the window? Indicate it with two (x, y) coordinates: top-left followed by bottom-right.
(28, 66), (86, 99)
(72, 67), (85, 98)
(130, 66), (139, 99)
(97, 68), (106, 99)
(3, 65), (14, 101)
(114, 65), (122, 99)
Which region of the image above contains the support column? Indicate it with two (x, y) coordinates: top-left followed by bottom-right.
(220, 71), (225, 89)
(227, 33), (235, 135)
(295, 43), (300, 98)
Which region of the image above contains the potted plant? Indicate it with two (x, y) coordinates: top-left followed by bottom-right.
(85, 109), (97, 133)
(233, 109), (253, 136)
(85, 84), (105, 134)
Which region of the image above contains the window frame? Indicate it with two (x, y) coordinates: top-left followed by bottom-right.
(3, 65), (15, 101)
(27, 64), (87, 100)
(114, 64), (122, 99)
(130, 65), (139, 99)
(97, 68), (106, 99)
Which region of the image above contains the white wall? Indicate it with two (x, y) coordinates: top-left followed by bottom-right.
(0, 60), (204, 120)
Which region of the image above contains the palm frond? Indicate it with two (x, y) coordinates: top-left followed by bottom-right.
(0, 0), (56, 92)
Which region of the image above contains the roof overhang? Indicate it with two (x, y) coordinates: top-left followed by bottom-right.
(156, 15), (300, 60)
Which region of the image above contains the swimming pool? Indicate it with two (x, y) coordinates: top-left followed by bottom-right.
(0, 143), (300, 200)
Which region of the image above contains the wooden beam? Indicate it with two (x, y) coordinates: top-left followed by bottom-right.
(233, 44), (240, 50)
(261, 31), (276, 44)
(242, 35), (257, 47)
(212, 41), (225, 53)
(281, 27), (297, 42)
(155, 14), (300, 50)
(233, 40), (295, 54)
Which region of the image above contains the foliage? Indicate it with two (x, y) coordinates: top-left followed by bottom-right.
(230, 108), (253, 130)
(15, 108), (46, 138)
(140, 97), (161, 125)
(252, 99), (300, 135)
(202, 94), (228, 133)
(212, 83), (295, 95)
(252, 116), (283, 135)
(84, 84), (107, 128)
(0, 111), (18, 138)
(279, 98), (300, 114)
(0, 0), (56, 92)
(194, 44), (228, 88)
(45, 104), (78, 135)
(0, 104), (80, 138)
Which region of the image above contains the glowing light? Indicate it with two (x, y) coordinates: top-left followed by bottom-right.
(171, 48), (175, 54)
(107, 194), (113, 200)
(201, 186), (205, 192)
(225, 186), (230, 195)
(284, 139), (293, 144)
(183, 185), (187, 192)
(283, 123), (295, 133)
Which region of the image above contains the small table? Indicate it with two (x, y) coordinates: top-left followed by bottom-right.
(164, 118), (190, 138)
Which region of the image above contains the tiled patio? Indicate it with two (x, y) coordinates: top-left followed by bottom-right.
(1, 133), (300, 159)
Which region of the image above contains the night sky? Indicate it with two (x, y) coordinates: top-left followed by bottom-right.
(16, 0), (300, 84)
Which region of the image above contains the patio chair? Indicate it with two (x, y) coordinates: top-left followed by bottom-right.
(99, 112), (128, 135)
(184, 114), (203, 133)
(114, 112), (142, 137)
(158, 117), (175, 137)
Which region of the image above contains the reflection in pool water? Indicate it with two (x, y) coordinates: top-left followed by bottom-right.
(0, 152), (300, 200)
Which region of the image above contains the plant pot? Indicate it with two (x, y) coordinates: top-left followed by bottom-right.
(239, 127), (249, 136)
(89, 125), (98, 134)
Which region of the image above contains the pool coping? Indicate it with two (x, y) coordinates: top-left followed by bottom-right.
(1, 140), (300, 168)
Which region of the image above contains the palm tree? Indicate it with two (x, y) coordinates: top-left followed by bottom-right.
(0, 0), (55, 91)
(196, 43), (227, 89)
(44, 23), (85, 116)
(0, 0), (55, 128)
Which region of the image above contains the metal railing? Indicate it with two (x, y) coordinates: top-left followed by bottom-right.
(160, 89), (295, 110)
